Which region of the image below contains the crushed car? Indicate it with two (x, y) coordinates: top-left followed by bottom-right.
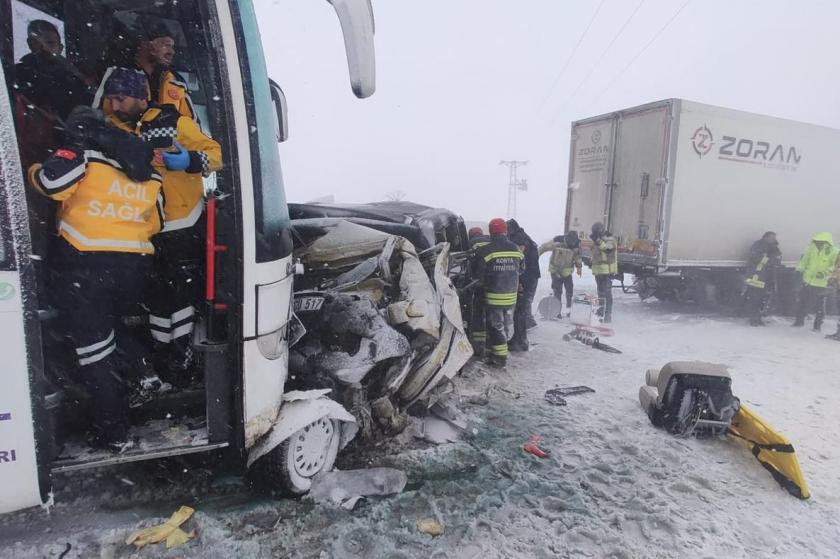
(284, 202), (476, 445)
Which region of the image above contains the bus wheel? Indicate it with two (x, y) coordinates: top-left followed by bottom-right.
(261, 417), (341, 495)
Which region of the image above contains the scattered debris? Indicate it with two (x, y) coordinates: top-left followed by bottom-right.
(309, 468), (407, 509)
(565, 327), (622, 353)
(416, 518), (445, 537)
(125, 506), (195, 550)
(467, 440), (515, 480)
(523, 435), (549, 458)
(639, 361), (810, 499)
(544, 385), (596, 406)
(413, 416), (464, 444)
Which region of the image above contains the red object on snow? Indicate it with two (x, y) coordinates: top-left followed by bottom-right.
(523, 442), (547, 458)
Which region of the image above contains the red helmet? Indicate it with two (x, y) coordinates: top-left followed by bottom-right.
(468, 227), (484, 239)
(488, 218), (508, 235)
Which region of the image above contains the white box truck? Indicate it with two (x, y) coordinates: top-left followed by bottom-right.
(565, 99), (840, 308)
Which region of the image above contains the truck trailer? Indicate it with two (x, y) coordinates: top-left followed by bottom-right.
(565, 98), (840, 308)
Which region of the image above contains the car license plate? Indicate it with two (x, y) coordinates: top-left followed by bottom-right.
(294, 296), (324, 312)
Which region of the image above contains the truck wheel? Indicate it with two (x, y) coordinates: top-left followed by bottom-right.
(260, 417), (341, 496)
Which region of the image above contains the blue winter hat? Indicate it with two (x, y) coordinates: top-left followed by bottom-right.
(104, 67), (148, 100)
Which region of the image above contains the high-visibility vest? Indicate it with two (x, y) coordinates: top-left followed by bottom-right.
(29, 148), (163, 254)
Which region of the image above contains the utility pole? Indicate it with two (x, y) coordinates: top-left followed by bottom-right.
(385, 189), (407, 202)
(499, 160), (529, 219)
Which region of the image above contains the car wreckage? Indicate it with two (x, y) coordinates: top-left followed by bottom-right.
(250, 202), (476, 492)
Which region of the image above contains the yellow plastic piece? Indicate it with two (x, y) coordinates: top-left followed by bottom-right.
(729, 405), (810, 500)
(126, 506), (196, 549)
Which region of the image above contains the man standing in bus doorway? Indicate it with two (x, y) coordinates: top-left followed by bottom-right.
(27, 69), (162, 450)
(793, 232), (839, 331)
(14, 19), (93, 169)
(590, 222), (618, 323)
(94, 22), (196, 121)
(104, 67), (222, 383)
(742, 232), (781, 326)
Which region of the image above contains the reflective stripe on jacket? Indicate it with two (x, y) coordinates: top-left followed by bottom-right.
(745, 255), (769, 289)
(591, 234), (618, 276)
(29, 149), (163, 254)
(110, 105), (222, 232)
(475, 235), (523, 307)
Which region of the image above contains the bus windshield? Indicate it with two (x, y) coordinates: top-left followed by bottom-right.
(234, 0), (292, 263)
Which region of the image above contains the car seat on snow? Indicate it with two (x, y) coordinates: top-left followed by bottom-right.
(639, 361), (740, 436)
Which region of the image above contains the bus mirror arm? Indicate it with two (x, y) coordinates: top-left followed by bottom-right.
(268, 79), (289, 143)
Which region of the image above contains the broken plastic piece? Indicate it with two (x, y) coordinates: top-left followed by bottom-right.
(125, 506), (195, 549)
(523, 442), (548, 458)
(416, 518), (445, 536)
(309, 468), (407, 506)
(545, 385), (595, 406)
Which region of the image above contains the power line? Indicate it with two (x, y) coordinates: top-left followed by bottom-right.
(590, 0), (691, 107)
(536, 0), (607, 115)
(549, 0), (647, 124)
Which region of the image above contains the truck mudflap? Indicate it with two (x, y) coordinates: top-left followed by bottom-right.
(246, 389), (357, 468)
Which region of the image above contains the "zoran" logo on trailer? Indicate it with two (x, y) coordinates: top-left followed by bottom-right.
(690, 125), (801, 171)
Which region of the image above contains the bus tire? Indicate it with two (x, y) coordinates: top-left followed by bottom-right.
(260, 417), (341, 496)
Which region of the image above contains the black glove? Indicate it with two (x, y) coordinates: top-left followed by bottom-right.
(62, 106), (153, 182)
(62, 105), (102, 146)
(106, 131), (154, 182)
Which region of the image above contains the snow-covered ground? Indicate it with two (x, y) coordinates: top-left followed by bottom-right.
(2, 285), (839, 559)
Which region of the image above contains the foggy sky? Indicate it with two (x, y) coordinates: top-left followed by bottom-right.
(256, 0), (840, 243)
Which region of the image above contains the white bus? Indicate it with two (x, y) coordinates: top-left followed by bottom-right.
(0, 0), (374, 514)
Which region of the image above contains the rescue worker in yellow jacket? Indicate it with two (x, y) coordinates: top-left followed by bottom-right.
(793, 232), (839, 331)
(28, 68), (162, 450)
(94, 23), (196, 122)
(106, 68), (222, 378)
(589, 222), (618, 323)
(539, 231), (582, 317)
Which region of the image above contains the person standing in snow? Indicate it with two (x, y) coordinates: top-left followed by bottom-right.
(468, 227), (491, 356)
(589, 222), (618, 323)
(474, 219), (523, 367)
(826, 263), (840, 341)
(507, 219), (539, 350)
(539, 231), (582, 318)
(793, 232), (839, 331)
(742, 232), (781, 326)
